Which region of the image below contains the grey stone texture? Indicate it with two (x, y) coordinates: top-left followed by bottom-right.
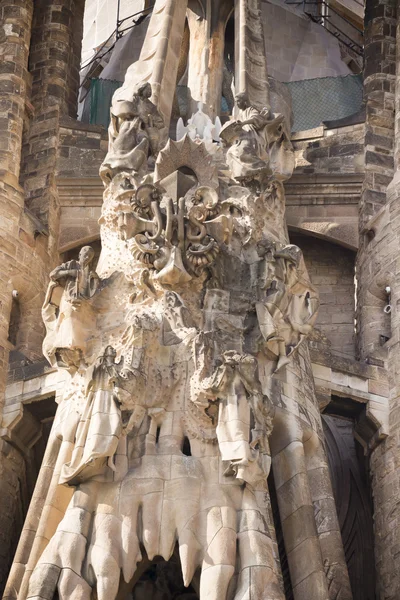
(291, 234), (356, 359)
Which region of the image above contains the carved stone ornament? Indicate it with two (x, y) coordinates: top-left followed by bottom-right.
(10, 2), (353, 600)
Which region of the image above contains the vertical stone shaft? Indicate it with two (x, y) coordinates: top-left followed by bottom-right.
(17, 0), (85, 359)
(186, 3), (210, 115)
(0, 1), (33, 593)
(234, 0), (269, 109)
(120, 0), (189, 129)
(271, 355), (352, 600)
(28, 0), (83, 120)
(186, 0), (232, 119)
(0, 0), (32, 418)
(367, 2), (400, 597)
(356, 0), (396, 360)
(206, 15), (229, 120)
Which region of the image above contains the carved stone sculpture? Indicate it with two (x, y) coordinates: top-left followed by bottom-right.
(100, 81), (165, 184)
(42, 245), (100, 369)
(7, 3), (353, 600)
(220, 93), (295, 187)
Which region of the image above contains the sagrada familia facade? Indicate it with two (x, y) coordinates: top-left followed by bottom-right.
(0, 0), (398, 599)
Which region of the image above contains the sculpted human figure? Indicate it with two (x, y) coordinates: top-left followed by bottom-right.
(42, 245), (99, 369)
(202, 351), (273, 488)
(256, 243), (319, 371)
(220, 92), (293, 185)
(60, 345), (128, 486)
(101, 81), (165, 183)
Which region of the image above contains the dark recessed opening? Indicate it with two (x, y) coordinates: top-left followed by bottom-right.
(182, 436), (191, 456)
(156, 427), (161, 443)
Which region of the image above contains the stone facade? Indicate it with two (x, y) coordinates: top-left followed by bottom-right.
(0, 0), (400, 599)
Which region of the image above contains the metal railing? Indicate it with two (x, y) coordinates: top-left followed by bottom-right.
(285, 0), (364, 57)
(79, 4), (155, 84)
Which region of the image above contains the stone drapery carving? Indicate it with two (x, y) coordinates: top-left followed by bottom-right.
(100, 81), (165, 184)
(220, 93), (294, 187)
(7, 3), (353, 600)
(42, 245), (99, 369)
(59, 345), (138, 486)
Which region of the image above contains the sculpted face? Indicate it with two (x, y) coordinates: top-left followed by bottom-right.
(103, 345), (117, 366)
(79, 246), (94, 266)
(235, 93), (248, 110)
(165, 291), (179, 308)
(137, 82), (152, 99)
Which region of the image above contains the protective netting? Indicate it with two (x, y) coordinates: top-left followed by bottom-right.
(87, 74), (364, 133)
(82, 0), (146, 66)
(285, 74), (363, 132)
(90, 79), (122, 128)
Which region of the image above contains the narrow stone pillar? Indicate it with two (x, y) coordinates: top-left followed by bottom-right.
(0, 0), (86, 592)
(17, 0), (85, 359)
(362, 0), (400, 597)
(356, 0), (396, 361)
(0, 3), (34, 591)
(186, 0), (232, 120)
(0, 0), (33, 420)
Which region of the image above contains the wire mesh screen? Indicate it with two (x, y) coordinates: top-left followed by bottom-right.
(285, 74), (363, 132)
(90, 78), (122, 129)
(87, 74), (363, 133)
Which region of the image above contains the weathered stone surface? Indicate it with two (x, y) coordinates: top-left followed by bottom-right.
(3, 3), (354, 600)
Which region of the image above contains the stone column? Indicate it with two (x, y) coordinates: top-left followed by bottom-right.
(360, 0), (400, 597)
(0, 1), (34, 592)
(0, 0), (33, 419)
(0, 0), (86, 592)
(356, 0), (396, 361)
(186, 0), (232, 120)
(17, 0), (86, 359)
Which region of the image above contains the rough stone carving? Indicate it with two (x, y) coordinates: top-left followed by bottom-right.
(100, 81), (165, 184)
(8, 3), (353, 600)
(25, 122), (325, 599)
(220, 93), (294, 187)
(177, 102), (222, 155)
(42, 245), (100, 369)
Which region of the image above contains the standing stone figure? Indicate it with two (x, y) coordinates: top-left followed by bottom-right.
(42, 245), (99, 369)
(60, 345), (126, 486)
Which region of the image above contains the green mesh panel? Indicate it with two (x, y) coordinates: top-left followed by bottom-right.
(90, 78), (122, 129)
(88, 74), (363, 134)
(285, 74), (363, 132)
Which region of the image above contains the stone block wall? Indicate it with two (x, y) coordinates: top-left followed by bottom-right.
(27, 0), (84, 120)
(357, 0), (396, 361)
(293, 123), (364, 175)
(57, 118), (108, 179)
(0, 0), (33, 422)
(366, 175), (400, 600)
(291, 234), (356, 358)
(0, 440), (26, 592)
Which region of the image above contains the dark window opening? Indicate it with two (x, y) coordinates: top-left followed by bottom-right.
(8, 297), (21, 347)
